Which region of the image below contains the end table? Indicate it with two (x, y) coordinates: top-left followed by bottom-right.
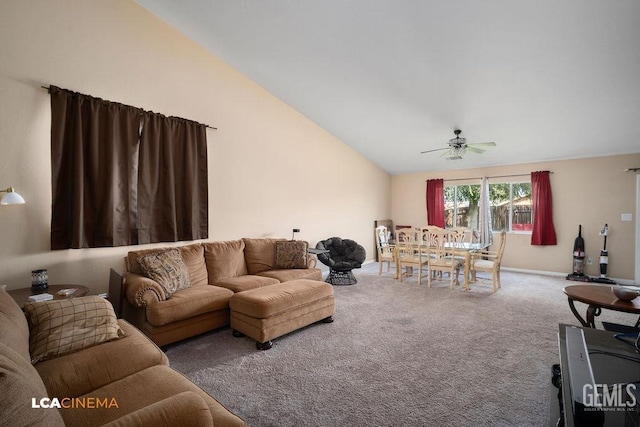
(7, 284), (90, 309)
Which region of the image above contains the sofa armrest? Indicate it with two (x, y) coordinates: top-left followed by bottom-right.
(123, 272), (167, 308)
(102, 392), (213, 427)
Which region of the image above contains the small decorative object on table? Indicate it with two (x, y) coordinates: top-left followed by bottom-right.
(31, 269), (48, 291)
(27, 293), (53, 302)
(611, 285), (640, 301)
(56, 288), (77, 297)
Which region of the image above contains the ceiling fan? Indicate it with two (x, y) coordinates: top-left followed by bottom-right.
(420, 129), (496, 160)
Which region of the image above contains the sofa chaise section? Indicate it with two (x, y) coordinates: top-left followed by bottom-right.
(0, 290), (245, 427)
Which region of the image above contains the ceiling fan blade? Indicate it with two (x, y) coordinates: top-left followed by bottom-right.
(466, 146), (485, 154)
(420, 147), (449, 154)
(468, 141), (496, 147)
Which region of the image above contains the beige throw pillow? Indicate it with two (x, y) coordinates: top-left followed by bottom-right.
(274, 240), (309, 269)
(25, 296), (125, 364)
(139, 248), (191, 297)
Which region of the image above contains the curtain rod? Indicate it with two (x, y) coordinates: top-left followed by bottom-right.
(625, 167), (640, 172)
(427, 171), (554, 182)
(41, 85), (217, 130)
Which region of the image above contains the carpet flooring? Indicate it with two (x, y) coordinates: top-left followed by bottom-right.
(165, 264), (636, 427)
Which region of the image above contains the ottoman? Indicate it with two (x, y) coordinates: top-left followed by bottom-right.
(230, 279), (335, 350)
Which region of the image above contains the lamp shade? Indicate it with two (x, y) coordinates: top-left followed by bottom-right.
(0, 188), (26, 205)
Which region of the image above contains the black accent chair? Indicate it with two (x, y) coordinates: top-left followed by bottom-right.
(315, 237), (366, 285)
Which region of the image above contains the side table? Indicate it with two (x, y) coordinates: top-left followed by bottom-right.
(7, 284), (90, 309)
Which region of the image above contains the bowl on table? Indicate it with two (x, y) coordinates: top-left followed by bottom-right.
(611, 285), (640, 301)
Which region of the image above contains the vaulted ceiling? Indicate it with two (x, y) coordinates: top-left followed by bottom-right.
(136, 0), (640, 175)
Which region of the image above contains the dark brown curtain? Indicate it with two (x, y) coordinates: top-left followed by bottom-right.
(531, 170), (557, 245)
(137, 113), (208, 244)
(50, 86), (141, 249)
(426, 179), (445, 227)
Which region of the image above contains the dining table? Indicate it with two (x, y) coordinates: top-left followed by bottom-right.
(390, 240), (488, 290)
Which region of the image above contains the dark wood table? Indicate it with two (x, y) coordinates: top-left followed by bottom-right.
(7, 284), (90, 309)
(563, 284), (640, 328)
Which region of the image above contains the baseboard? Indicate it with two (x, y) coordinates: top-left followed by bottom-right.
(364, 262), (636, 286)
(501, 267), (566, 277)
(501, 267), (635, 285)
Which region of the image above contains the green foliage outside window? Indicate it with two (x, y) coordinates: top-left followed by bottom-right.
(445, 182), (532, 232)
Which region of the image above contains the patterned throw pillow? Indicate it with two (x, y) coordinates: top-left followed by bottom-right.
(274, 240), (309, 269)
(138, 248), (192, 297)
(25, 296), (125, 364)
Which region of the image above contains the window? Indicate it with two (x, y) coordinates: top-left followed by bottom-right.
(444, 184), (480, 229)
(444, 182), (532, 232)
(489, 182), (532, 232)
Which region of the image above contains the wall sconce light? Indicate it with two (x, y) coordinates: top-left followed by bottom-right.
(291, 228), (300, 240)
(1, 187), (26, 205)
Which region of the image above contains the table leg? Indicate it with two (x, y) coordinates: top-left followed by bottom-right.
(585, 305), (601, 329)
(464, 252), (470, 290)
(567, 297), (589, 327)
(394, 247), (400, 280)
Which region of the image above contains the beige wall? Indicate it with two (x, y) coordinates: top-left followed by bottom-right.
(0, 0), (391, 291)
(392, 154), (640, 280)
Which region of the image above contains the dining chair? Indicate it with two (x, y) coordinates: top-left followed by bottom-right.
(469, 229), (507, 292)
(448, 227), (473, 279)
(426, 228), (461, 289)
(375, 225), (395, 275)
(396, 227), (417, 243)
(418, 226), (441, 246)
(451, 227), (474, 244)
(396, 235), (428, 285)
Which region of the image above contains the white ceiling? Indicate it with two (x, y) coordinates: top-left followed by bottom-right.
(136, 0), (640, 175)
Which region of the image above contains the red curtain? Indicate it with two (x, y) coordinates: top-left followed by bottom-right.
(531, 171), (557, 245)
(426, 179), (445, 227)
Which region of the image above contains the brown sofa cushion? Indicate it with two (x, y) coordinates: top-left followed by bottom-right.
(229, 279), (334, 319)
(36, 320), (168, 399)
(178, 243), (208, 287)
(0, 290), (31, 360)
(203, 240), (248, 281)
(25, 296), (125, 364)
(102, 392), (214, 427)
(0, 342), (65, 426)
(242, 238), (286, 274)
(257, 268), (322, 283)
(274, 240), (309, 269)
(58, 365), (246, 427)
(145, 285), (234, 327)
(139, 249), (192, 297)
(212, 275), (280, 293)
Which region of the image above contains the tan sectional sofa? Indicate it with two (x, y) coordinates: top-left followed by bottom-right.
(0, 290), (245, 427)
(123, 238), (322, 346)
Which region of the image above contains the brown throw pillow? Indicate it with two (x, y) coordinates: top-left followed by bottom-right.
(25, 296), (125, 364)
(138, 248), (191, 297)
(274, 240), (309, 269)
